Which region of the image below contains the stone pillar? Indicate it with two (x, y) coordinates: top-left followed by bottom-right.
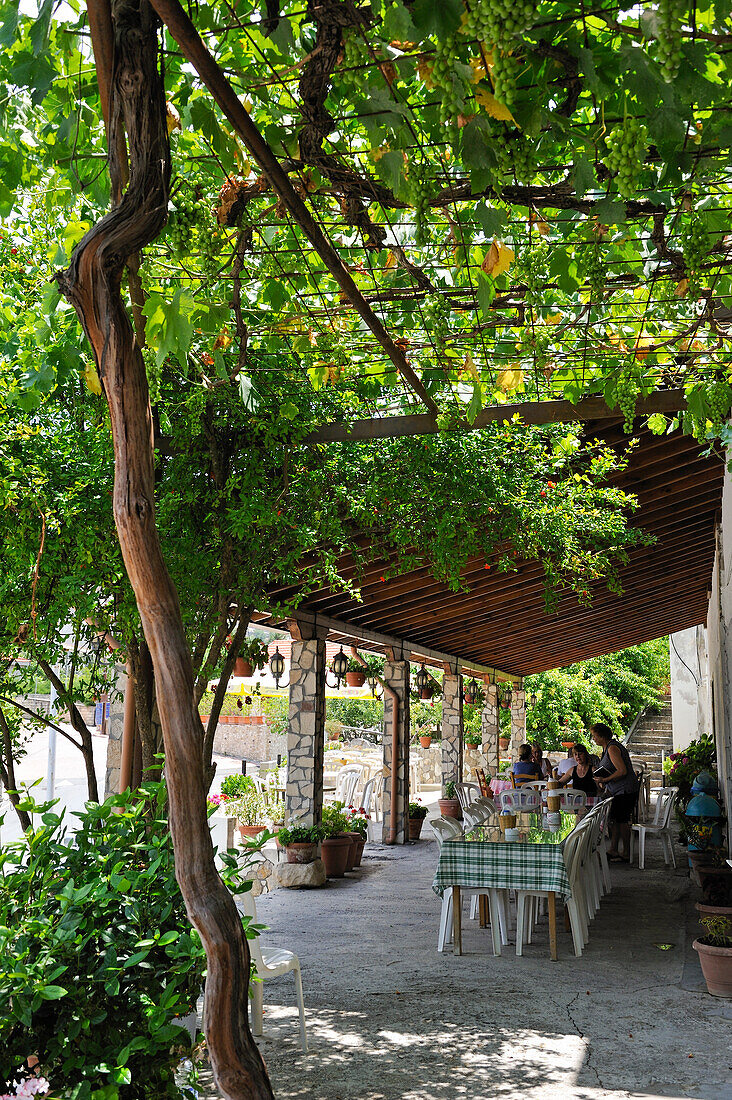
(481, 680), (500, 776)
(382, 649), (411, 844)
(441, 669), (463, 791)
(285, 623), (326, 827)
(103, 666), (126, 798)
(510, 688), (526, 758)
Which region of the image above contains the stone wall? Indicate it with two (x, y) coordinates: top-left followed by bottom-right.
(382, 656), (410, 843)
(481, 682), (499, 776)
(510, 689), (526, 758)
(285, 635), (326, 826)
(441, 672), (463, 792)
(211, 716), (287, 763)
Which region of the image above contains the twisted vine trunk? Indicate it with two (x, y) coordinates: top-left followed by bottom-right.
(57, 2), (274, 1096)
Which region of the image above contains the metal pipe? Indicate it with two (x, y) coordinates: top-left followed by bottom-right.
(350, 647), (399, 845)
(119, 662), (136, 793)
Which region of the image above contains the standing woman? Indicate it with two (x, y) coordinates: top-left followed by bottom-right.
(590, 722), (638, 862)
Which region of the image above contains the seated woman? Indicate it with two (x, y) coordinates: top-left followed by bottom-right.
(556, 744), (598, 796)
(511, 744), (542, 786)
(531, 743), (552, 779)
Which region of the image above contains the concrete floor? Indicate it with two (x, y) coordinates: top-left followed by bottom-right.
(203, 831), (732, 1100)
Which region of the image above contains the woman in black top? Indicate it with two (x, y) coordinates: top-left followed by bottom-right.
(557, 745), (598, 796)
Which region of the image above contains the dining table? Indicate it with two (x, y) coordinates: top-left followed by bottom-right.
(432, 817), (574, 960)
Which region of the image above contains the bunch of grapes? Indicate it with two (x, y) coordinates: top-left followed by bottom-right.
(602, 116), (648, 200)
(142, 345), (162, 405)
(584, 242), (607, 305)
(463, 0), (538, 42)
(703, 374), (732, 435)
(615, 368), (642, 432)
(520, 249), (544, 312)
(655, 0), (685, 82)
(491, 48), (523, 107)
(494, 131), (534, 184)
(409, 173), (433, 246)
(166, 184), (197, 257)
(431, 34), (467, 124)
(422, 293), (451, 353)
(681, 213), (707, 295)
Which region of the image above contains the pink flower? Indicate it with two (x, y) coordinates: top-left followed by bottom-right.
(682, 757), (689, 764)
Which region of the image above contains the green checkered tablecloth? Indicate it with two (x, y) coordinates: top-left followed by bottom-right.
(432, 828), (572, 900)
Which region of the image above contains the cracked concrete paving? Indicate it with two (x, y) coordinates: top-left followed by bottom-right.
(201, 836), (732, 1100)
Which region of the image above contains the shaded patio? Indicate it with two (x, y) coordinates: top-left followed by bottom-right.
(201, 833), (731, 1100)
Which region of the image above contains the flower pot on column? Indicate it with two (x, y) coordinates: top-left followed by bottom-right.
(499, 736), (510, 751)
(277, 824), (323, 864)
(419, 735), (432, 748)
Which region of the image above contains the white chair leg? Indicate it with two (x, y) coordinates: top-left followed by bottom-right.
(438, 892), (453, 952)
(293, 965), (308, 1052)
(638, 829), (646, 870)
(566, 898), (584, 957)
(488, 890), (502, 956)
(515, 893), (527, 956)
(470, 894), (479, 920)
(599, 847), (611, 894)
(251, 979), (264, 1037)
(666, 831), (676, 868)
(497, 890), (509, 945)
(629, 830), (635, 866)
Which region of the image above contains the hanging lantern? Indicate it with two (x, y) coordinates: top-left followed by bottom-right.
(464, 678), (479, 705)
(530, 693), (537, 708)
(331, 647), (349, 681)
(414, 663), (430, 692)
(500, 686), (512, 710)
(269, 647), (285, 687)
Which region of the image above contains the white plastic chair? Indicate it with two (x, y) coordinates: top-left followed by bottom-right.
(515, 821), (590, 958)
(334, 764), (363, 808)
(240, 890), (307, 1051)
(455, 782), (480, 811)
(629, 787), (678, 869)
(500, 789), (541, 815)
(463, 805), (494, 829)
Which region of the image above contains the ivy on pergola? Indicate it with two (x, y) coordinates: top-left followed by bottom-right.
(136, 0), (732, 440)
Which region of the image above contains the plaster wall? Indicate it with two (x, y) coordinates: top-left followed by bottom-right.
(669, 626), (709, 751)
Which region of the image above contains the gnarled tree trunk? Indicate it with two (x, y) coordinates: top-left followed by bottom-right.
(57, 1), (274, 1096)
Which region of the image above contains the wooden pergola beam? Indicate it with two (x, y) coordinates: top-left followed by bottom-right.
(303, 390), (687, 444)
(147, 0), (440, 419)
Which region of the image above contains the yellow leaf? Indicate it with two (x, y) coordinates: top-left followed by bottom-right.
(547, 313), (563, 325)
(384, 251), (398, 270)
(482, 241), (514, 278)
(469, 56), (487, 83)
(474, 87), (516, 124)
(675, 278), (689, 298)
(84, 364), (102, 395)
(417, 58), (435, 89)
(496, 367), (524, 393)
(463, 352), (480, 382)
(166, 101), (181, 134)
(213, 328), (232, 351)
(371, 144), (391, 163)
(633, 336), (653, 362)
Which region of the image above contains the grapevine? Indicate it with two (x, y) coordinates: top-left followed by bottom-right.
(602, 116), (648, 200)
(584, 242), (607, 305)
(655, 0), (685, 83)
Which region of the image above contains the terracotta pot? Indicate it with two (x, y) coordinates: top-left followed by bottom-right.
(696, 901), (732, 918)
(352, 837), (366, 866)
(561, 741), (575, 749)
(285, 842), (318, 864)
(346, 670), (366, 687)
(409, 816), (425, 840)
(420, 687), (434, 700)
(693, 939), (732, 997)
(438, 798), (461, 820)
(321, 835), (352, 878)
(343, 831), (361, 872)
(234, 657), (253, 677)
(239, 824), (266, 840)
(419, 735), (432, 748)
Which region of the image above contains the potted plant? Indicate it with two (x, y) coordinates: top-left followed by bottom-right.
(228, 790), (267, 839)
(320, 802), (352, 878)
(499, 734), (510, 751)
(346, 807), (369, 866)
(220, 773), (255, 799)
(464, 731), (481, 749)
(277, 823), (323, 864)
(233, 637), (270, 678)
(345, 658), (367, 688)
(417, 727), (433, 748)
(408, 800), (428, 840)
(694, 915), (732, 997)
(438, 780), (461, 820)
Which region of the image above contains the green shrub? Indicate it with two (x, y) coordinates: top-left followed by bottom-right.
(0, 782), (216, 1099)
(408, 802), (428, 820)
(220, 773), (255, 798)
(320, 802), (350, 837)
(277, 823), (323, 845)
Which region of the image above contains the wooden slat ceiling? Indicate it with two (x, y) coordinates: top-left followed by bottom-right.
(258, 421), (723, 676)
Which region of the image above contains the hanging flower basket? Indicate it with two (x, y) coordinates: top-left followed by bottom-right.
(346, 670), (366, 687)
(234, 657), (253, 677)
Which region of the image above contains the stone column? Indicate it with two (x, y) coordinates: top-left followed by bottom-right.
(441, 669), (463, 790)
(382, 649), (411, 844)
(510, 688), (526, 757)
(285, 622), (326, 826)
(481, 680), (500, 776)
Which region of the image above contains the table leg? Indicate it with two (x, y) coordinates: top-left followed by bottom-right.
(548, 891), (558, 961)
(479, 893), (488, 928)
(452, 886), (462, 955)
